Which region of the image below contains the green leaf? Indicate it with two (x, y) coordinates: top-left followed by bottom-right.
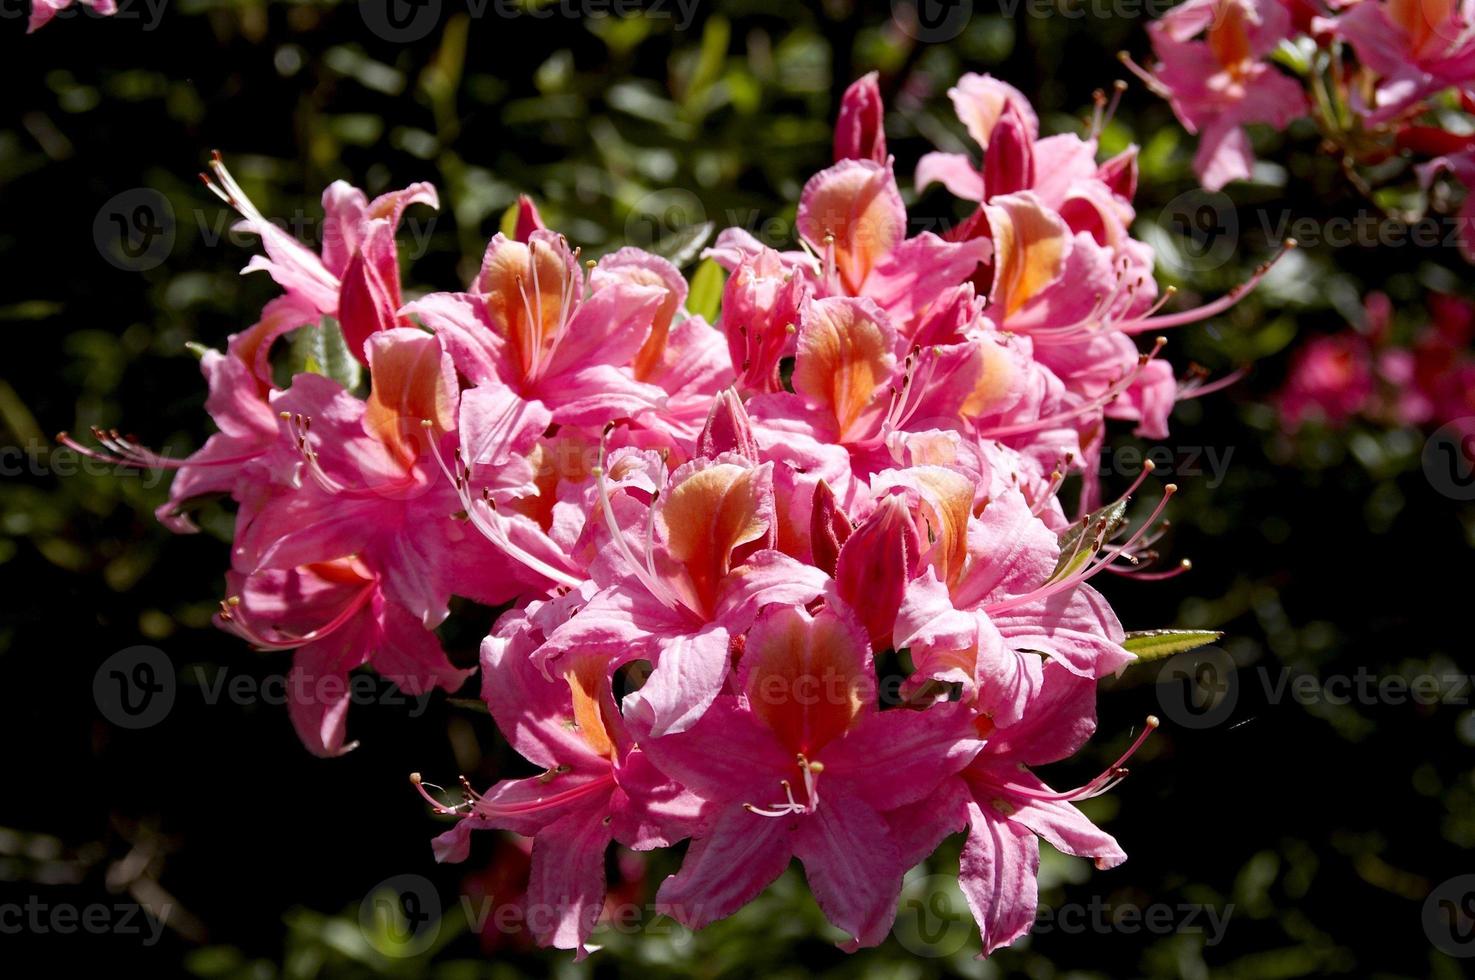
(1122, 630), (1224, 662)
(498, 199), (521, 240)
(687, 259), (725, 323)
(284, 317), (363, 392)
(681, 16), (731, 115)
(1048, 498), (1129, 584)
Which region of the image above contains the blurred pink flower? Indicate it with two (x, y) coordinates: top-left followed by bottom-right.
(1133, 0), (1308, 189)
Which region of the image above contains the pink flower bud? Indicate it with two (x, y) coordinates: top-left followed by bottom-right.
(513, 194), (546, 243)
(697, 388), (759, 461)
(983, 104), (1035, 199)
(835, 495), (921, 652)
(1096, 146), (1139, 200)
(722, 248), (805, 394)
(834, 71), (888, 164)
(809, 480), (852, 577)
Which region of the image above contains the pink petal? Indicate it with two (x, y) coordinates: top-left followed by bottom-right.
(287, 618), (376, 757)
(820, 701), (985, 811)
(623, 622), (734, 737)
(527, 805), (613, 955)
(655, 804), (794, 931)
(958, 800), (1040, 956)
(402, 291), (509, 387)
(915, 152), (986, 201)
(1003, 772), (1126, 870)
(794, 789), (904, 951)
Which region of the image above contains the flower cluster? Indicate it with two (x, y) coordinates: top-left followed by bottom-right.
(68, 74), (1255, 957)
(1279, 289), (1475, 428)
(1129, 0), (1475, 257)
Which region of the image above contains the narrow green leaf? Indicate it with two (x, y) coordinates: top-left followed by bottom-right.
(284, 317), (363, 392)
(498, 199), (521, 240)
(687, 259), (725, 323)
(1122, 629), (1224, 662)
(1048, 498), (1129, 584)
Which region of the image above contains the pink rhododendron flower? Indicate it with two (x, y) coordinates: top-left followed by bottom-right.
(1279, 290), (1475, 429)
(637, 599), (985, 950)
(71, 70), (1272, 959)
(419, 590), (704, 957)
(218, 556), (469, 756)
(1278, 332), (1376, 426)
(888, 663), (1150, 955)
(201, 154), (439, 360)
(1330, 0), (1475, 123)
(27, 0), (116, 32)
(1128, 0), (1308, 189)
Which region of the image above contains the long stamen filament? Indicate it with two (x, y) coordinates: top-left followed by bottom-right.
(987, 716), (1159, 803)
(978, 338), (1167, 439)
(217, 578), (376, 651)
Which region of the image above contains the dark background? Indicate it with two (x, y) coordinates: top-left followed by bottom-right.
(2, 1), (1472, 976)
